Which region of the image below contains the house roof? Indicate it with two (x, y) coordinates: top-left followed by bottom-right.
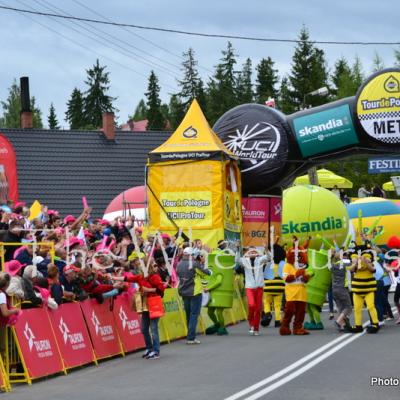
(0, 128), (171, 217)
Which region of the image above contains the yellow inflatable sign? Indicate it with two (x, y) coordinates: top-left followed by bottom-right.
(356, 70), (400, 144)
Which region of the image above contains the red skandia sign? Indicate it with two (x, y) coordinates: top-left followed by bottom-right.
(48, 303), (95, 369)
(80, 299), (122, 359)
(0, 134), (19, 204)
(13, 308), (63, 379)
(113, 294), (144, 353)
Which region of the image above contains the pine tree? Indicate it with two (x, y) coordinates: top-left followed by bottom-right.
(207, 42), (239, 124)
(47, 103), (59, 129)
(372, 52), (385, 72)
(289, 27), (329, 109)
(30, 97), (43, 128)
(65, 88), (85, 129)
(277, 76), (295, 114)
(83, 59), (115, 128)
(131, 99), (147, 121)
(168, 94), (185, 129)
(178, 48), (205, 111)
(145, 70), (165, 130)
(255, 57), (279, 104)
(236, 58), (253, 104)
(351, 56), (364, 89)
(395, 49), (400, 67)
(331, 57), (354, 100)
(0, 79), (42, 128)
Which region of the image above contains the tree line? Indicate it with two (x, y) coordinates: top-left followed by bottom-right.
(0, 26), (399, 194)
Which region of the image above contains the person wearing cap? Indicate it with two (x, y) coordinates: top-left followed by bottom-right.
(60, 264), (86, 301)
(177, 247), (212, 345)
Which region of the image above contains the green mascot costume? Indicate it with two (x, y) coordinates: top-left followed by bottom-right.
(304, 248), (332, 330)
(204, 251), (234, 336)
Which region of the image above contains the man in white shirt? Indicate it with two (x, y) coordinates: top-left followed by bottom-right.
(358, 184), (371, 198)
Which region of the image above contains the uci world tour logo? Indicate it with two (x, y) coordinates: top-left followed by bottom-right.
(224, 122), (281, 172)
(182, 126), (198, 139)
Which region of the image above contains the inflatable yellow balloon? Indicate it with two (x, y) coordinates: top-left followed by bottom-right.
(347, 197), (400, 247)
(282, 185), (349, 248)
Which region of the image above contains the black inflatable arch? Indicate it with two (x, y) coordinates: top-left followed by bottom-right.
(213, 68), (400, 196)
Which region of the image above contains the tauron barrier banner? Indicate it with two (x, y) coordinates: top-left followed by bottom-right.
(112, 294), (145, 353)
(48, 303), (95, 369)
(213, 104), (289, 195)
(242, 197), (282, 247)
(292, 103), (358, 157)
(356, 68), (400, 144)
(13, 308), (63, 379)
(0, 134), (19, 204)
(80, 299), (122, 359)
(242, 197), (269, 247)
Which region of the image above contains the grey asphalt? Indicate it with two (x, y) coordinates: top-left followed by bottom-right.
(6, 309), (400, 400)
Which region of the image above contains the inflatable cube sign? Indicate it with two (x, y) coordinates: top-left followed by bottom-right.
(281, 185), (349, 248)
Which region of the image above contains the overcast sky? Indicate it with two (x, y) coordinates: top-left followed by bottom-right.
(0, 0), (399, 128)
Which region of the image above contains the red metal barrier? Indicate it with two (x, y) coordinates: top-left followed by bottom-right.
(48, 303), (96, 369)
(80, 299), (123, 360)
(112, 294), (145, 353)
(13, 308), (64, 379)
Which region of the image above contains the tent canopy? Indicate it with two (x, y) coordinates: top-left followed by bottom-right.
(149, 99), (235, 163)
(294, 168), (353, 189)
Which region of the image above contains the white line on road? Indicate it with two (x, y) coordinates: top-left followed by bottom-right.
(225, 308), (398, 400)
(223, 333), (351, 400)
(244, 331), (365, 400)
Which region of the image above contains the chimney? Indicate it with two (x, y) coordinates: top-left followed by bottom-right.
(102, 112), (115, 141)
(20, 77), (33, 129)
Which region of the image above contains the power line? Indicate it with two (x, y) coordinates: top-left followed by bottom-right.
(31, 0), (179, 78)
(0, 4), (399, 46)
(70, 0), (214, 74)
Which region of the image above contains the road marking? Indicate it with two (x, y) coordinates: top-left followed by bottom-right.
(223, 333), (351, 400)
(244, 331), (364, 399)
(225, 308), (398, 400)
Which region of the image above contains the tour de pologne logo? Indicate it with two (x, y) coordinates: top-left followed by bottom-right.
(384, 75), (400, 93)
(223, 122), (281, 172)
(182, 126), (198, 139)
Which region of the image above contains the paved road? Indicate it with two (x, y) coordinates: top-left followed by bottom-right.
(8, 309), (400, 400)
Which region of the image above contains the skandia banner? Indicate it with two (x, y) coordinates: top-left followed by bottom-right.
(0, 133), (19, 204)
(214, 104), (289, 195)
(80, 299), (122, 359)
(356, 69), (400, 144)
(293, 104), (358, 157)
(13, 308), (63, 379)
(49, 303), (95, 369)
(281, 185), (349, 248)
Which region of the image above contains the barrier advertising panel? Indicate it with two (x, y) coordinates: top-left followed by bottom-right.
(48, 303), (95, 369)
(112, 294), (145, 353)
(13, 308), (63, 379)
(80, 299), (122, 359)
